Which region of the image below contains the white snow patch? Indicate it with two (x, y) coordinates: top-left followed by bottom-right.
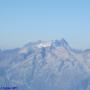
(37, 41), (52, 48)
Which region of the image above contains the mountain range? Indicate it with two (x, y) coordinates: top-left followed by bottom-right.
(0, 39), (90, 90)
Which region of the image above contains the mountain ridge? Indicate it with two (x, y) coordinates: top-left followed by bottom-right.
(0, 39), (90, 90)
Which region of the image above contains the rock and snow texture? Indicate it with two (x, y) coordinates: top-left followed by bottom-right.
(0, 39), (90, 90)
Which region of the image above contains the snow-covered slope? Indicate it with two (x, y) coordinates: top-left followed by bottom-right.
(0, 39), (90, 90)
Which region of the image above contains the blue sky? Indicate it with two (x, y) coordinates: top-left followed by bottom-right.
(0, 0), (90, 49)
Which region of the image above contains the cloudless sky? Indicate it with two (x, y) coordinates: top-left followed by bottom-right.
(0, 0), (90, 49)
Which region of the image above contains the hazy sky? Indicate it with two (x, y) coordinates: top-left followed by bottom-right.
(0, 0), (90, 49)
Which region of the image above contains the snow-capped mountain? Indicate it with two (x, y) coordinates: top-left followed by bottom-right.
(0, 39), (90, 90)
